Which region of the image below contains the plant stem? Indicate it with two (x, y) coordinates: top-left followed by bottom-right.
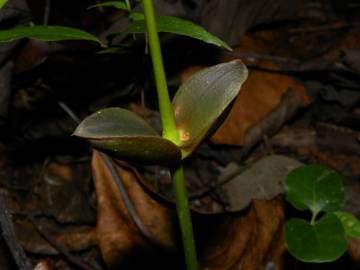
(125, 0), (131, 11)
(171, 165), (199, 270)
(142, 1), (198, 269)
(142, 0), (178, 143)
(310, 211), (318, 225)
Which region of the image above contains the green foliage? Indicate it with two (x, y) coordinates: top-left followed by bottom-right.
(285, 165), (344, 215)
(286, 213), (347, 263)
(0, 0), (7, 8)
(73, 108), (181, 165)
(74, 60), (248, 163)
(335, 211), (360, 238)
(172, 60), (247, 158)
(0, 26), (102, 44)
(123, 15), (232, 50)
(88, 1), (130, 11)
(285, 164), (360, 263)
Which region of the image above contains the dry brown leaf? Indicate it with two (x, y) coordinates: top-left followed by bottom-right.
(91, 151), (288, 269)
(215, 155), (302, 212)
(211, 70), (309, 146)
(198, 199), (285, 270)
(348, 238), (360, 262)
(179, 33), (310, 147)
(15, 219), (97, 255)
(92, 151), (176, 268)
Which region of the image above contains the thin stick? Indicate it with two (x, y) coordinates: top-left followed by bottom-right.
(0, 194), (32, 270)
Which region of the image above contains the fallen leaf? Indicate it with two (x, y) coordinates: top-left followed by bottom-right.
(198, 199), (285, 270)
(211, 71), (309, 146)
(215, 155), (302, 212)
(91, 151), (176, 268)
(93, 153), (286, 269)
(15, 219), (97, 255)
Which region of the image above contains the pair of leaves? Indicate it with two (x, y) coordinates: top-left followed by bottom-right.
(285, 165), (360, 263)
(73, 60), (248, 164)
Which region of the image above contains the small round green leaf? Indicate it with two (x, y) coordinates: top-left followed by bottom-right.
(0, 26), (101, 44)
(122, 15), (232, 50)
(73, 108), (181, 165)
(172, 60), (248, 158)
(285, 213), (347, 263)
(334, 211), (360, 238)
(285, 165), (344, 214)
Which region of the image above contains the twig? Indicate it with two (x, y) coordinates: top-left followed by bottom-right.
(288, 21), (348, 34)
(25, 213), (100, 270)
(42, 0), (51, 25)
(99, 152), (165, 247)
(0, 194), (32, 270)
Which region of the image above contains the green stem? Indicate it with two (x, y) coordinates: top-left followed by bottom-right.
(142, 1), (198, 269)
(125, 0), (131, 11)
(310, 211), (318, 225)
(142, 0), (178, 143)
(171, 165), (199, 270)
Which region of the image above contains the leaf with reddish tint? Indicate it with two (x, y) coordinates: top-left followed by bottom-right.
(172, 60), (248, 158)
(73, 108), (181, 165)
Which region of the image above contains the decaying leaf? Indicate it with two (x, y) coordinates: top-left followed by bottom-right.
(92, 151), (176, 269)
(15, 219), (97, 255)
(211, 70), (309, 147)
(74, 108), (181, 165)
(173, 60), (248, 158)
(189, 154), (302, 213)
(198, 199), (285, 270)
(92, 151), (286, 269)
(218, 155), (302, 212)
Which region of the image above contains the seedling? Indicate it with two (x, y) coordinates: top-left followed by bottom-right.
(74, 10), (247, 270)
(0, 1), (247, 269)
(285, 164), (360, 263)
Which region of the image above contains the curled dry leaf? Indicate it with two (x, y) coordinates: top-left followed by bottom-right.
(92, 151), (286, 269)
(73, 108), (181, 165)
(91, 151), (176, 269)
(173, 60), (248, 158)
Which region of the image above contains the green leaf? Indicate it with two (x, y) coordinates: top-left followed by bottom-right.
(0, 0), (7, 8)
(88, 1), (129, 11)
(285, 213), (347, 263)
(123, 15), (232, 50)
(73, 108), (182, 165)
(335, 211), (360, 238)
(172, 60), (247, 158)
(129, 12), (145, 21)
(285, 165), (344, 214)
(0, 26), (101, 44)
